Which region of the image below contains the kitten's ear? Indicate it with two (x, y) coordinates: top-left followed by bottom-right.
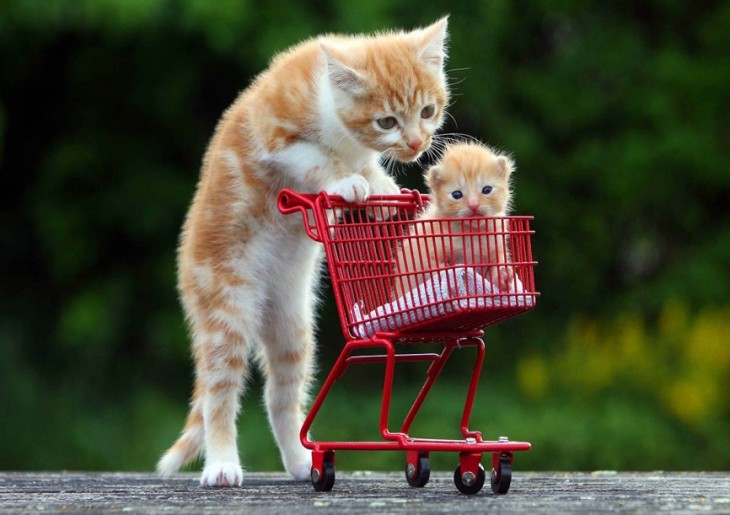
(414, 16), (449, 67)
(496, 155), (515, 177)
(425, 165), (443, 189)
(320, 43), (368, 96)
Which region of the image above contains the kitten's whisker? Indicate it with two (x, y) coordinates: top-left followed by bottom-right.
(381, 150), (400, 176)
(447, 75), (467, 87)
(422, 147), (443, 165)
(443, 111), (459, 128)
(437, 132), (480, 144)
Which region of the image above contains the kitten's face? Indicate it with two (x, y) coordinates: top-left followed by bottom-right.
(427, 143), (514, 218)
(322, 18), (449, 162)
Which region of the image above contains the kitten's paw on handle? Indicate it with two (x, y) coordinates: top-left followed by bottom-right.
(326, 175), (370, 202)
(200, 461), (244, 487)
(369, 173), (402, 220)
(368, 173), (401, 196)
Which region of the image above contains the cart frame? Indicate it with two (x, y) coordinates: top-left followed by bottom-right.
(278, 188), (539, 494)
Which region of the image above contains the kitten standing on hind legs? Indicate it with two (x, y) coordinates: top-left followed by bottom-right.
(157, 18), (450, 487)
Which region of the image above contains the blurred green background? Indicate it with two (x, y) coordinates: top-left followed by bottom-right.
(1, 0), (728, 473)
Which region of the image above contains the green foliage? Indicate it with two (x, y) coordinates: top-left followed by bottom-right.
(0, 0), (728, 472)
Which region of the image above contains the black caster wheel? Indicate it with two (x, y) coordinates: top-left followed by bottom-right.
(491, 456), (512, 494)
(453, 463), (486, 495)
(406, 454), (430, 487)
(311, 460), (335, 492)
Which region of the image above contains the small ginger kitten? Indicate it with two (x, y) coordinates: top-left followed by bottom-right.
(157, 19), (450, 487)
(393, 142), (515, 298)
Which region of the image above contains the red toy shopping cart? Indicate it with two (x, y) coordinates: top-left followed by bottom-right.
(278, 188), (539, 495)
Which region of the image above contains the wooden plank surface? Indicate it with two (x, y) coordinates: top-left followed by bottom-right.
(1, 471), (728, 513)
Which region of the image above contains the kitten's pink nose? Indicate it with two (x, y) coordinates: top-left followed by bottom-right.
(468, 202), (481, 215)
(407, 138), (423, 151)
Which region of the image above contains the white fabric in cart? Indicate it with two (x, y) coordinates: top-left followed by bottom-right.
(351, 266), (534, 339)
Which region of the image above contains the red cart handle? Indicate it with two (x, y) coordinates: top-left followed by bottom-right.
(277, 189), (322, 242)
(277, 188), (318, 213)
(278, 187), (430, 242)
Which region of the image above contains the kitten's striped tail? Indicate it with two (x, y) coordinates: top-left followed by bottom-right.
(156, 387), (204, 477)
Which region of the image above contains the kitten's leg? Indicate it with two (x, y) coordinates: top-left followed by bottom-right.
(486, 221), (515, 291)
(264, 141), (370, 202)
(494, 260), (516, 291)
(362, 160), (401, 223)
(362, 160), (400, 196)
(259, 314), (315, 481)
(194, 285), (259, 487)
(258, 244), (320, 481)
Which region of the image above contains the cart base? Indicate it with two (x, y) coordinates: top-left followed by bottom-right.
(307, 439), (530, 495)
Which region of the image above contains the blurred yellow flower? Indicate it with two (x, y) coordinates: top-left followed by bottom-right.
(525, 301), (729, 428)
(517, 354), (548, 401)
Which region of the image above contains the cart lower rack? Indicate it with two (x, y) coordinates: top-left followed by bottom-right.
(278, 188), (539, 495)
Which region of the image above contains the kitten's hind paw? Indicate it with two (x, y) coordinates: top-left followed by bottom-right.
(200, 462), (243, 487)
(285, 453), (313, 481)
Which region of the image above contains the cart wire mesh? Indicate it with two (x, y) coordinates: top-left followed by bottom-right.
(279, 190), (539, 342)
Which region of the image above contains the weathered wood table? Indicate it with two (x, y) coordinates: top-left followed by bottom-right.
(1, 471), (728, 513)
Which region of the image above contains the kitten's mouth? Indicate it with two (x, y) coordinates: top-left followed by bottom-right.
(397, 148), (423, 162)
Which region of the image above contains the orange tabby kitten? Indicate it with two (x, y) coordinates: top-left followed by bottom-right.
(157, 19), (450, 487)
(393, 142), (514, 298)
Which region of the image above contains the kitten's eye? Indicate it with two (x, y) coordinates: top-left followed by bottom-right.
(451, 190), (463, 200)
(482, 186), (493, 195)
(421, 105), (435, 119)
(376, 116), (398, 130)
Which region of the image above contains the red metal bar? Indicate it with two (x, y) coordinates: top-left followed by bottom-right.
(335, 352), (440, 382)
(300, 339), (385, 449)
(309, 438), (531, 453)
(460, 337), (486, 441)
(344, 353), (440, 366)
(377, 339), (400, 442)
(400, 343), (455, 434)
(276, 189), (320, 242)
(458, 451), (483, 477)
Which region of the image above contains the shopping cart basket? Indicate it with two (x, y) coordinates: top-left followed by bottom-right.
(278, 188), (539, 495)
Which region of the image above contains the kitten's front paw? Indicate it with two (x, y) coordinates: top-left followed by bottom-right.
(326, 175), (370, 202)
(369, 173), (401, 196)
(200, 461), (243, 487)
(367, 173), (401, 219)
